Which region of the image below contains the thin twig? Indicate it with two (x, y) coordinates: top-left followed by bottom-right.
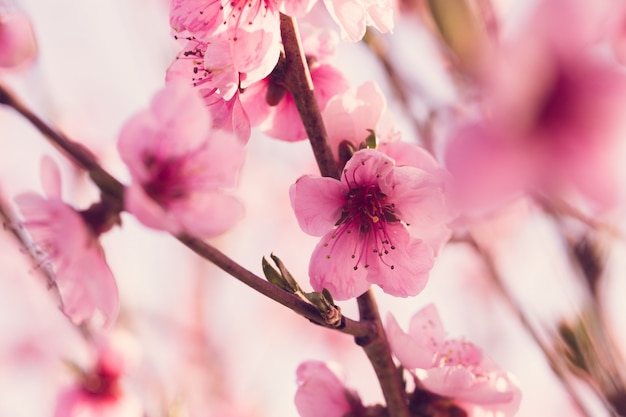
(462, 237), (595, 417)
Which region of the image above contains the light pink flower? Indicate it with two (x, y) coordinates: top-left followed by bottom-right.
(294, 361), (358, 417)
(0, 8), (37, 69)
(166, 35), (264, 143)
(14, 157), (119, 327)
(322, 81), (398, 165)
(290, 148), (449, 300)
(117, 83), (245, 238)
(169, 0), (282, 89)
(386, 305), (521, 417)
(322, 0), (394, 42)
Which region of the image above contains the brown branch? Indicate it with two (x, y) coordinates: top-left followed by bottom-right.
(357, 290), (410, 417)
(462, 237), (595, 417)
(278, 13), (340, 180)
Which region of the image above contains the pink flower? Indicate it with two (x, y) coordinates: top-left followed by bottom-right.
(322, 0), (394, 41)
(294, 361), (359, 417)
(169, 0), (282, 89)
(249, 25), (350, 142)
(323, 81), (398, 165)
(53, 334), (141, 417)
(0, 8), (37, 69)
(14, 157), (119, 327)
(117, 83), (245, 238)
(290, 148), (449, 300)
(386, 305), (521, 417)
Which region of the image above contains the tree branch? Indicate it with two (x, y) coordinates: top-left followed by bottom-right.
(278, 13), (341, 180)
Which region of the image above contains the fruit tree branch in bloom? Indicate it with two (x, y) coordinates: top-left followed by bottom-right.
(277, 14), (412, 417)
(0, 82), (372, 339)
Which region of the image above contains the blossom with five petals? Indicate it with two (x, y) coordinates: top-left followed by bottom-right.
(290, 148), (449, 300)
(117, 83), (245, 238)
(386, 304), (521, 417)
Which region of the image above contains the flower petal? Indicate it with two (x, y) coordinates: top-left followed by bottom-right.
(309, 229), (370, 300)
(386, 313), (436, 369)
(290, 176), (345, 237)
(367, 224), (433, 297)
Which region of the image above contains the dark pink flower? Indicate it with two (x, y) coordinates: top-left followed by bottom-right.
(117, 83), (245, 238)
(169, 0), (282, 89)
(14, 157), (119, 327)
(294, 361), (358, 417)
(386, 305), (521, 417)
(290, 148), (449, 300)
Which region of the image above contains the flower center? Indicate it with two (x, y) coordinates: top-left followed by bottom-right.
(331, 179), (400, 271)
(142, 153), (189, 205)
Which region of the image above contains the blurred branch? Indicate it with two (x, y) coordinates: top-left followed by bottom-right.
(0, 82), (372, 338)
(461, 236), (596, 417)
(362, 28), (435, 151)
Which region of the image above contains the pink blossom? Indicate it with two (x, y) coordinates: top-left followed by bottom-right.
(0, 8), (37, 69)
(322, 0), (394, 42)
(323, 81), (398, 165)
(250, 25), (349, 142)
(117, 83), (245, 238)
(14, 157), (119, 327)
(53, 334), (141, 417)
(169, 0), (282, 89)
(445, 0), (626, 214)
(386, 305), (521, 417)
(294, 361), (358, 417)
(290, 148), (449, 300)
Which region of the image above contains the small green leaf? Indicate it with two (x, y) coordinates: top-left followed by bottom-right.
(364, 129), (378, 149)
(262, 256), (291, 292)
(270, 253), (301, 293)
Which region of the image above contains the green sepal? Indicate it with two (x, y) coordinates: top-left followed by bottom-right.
(364, 129), (378, 149)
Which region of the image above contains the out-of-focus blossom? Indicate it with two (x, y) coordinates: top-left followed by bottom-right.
(322, 0), (394, 42)
(445, 0), (626, 215)
(117, 83), (246, 238)
(53, 333), (141, 417)
(294, 361), (359, 417)
(0, 8), (37, 69)
(386, 304), (521, 417)
(322, 81), (398, 166)
(290, 148), (449, 300)
(251, 25), (349, 142)
(14, 157), (119, 327)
